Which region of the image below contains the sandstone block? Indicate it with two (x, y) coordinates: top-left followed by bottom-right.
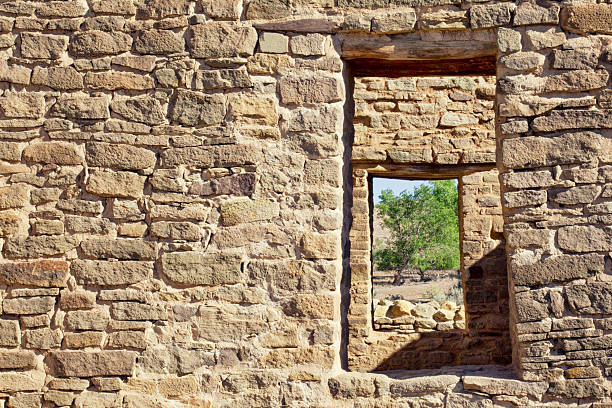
(91, 0), (136, 14)
(60, 291), (96, 310)
(300, 232), (340, 259)
(162, 145), (263, 168)
(137, 0), (190, 18)
(440, 112), (478, 127)
(191, 173), (255, 196)
(0, 142), (21, 161)
(189, 22), (257, 59)
(220, 198), (280, 226)
(562, 4), (612, 35)
(70, 31), (132, 56)
(0, 372), (45, 393)
(526, 27), (566, 50)
(390, 375), (460, 395)
(291, 34), (326, 56)
(0, 184), (28, 209)
(0, 351), (36, 369)
(497, 28), (521, 53)
(0, 211), (21, 237)
(64, 309), (110, 331)
(150, 221), (201, 241)
(24, 327), (62, 349)
(80, 238), (156, 260)
(64, 332), (103, 349)
(514, 3), (559, 25)
(0, 60), (31, 85)
(566, 282), (612, 314)
(110, 95), (166, 125)
(0, 260), (69, 287)
(0, 320), (20, 347)
(558, 226), (612, 252)
(229, 94), (278, 126)
(21, 32), (67, 59)
(544, 69), (609, 93)
(84, 71), (154, 91)
(170, 90), (226, 126)
(246, 0), (290, 19)
(503, 190), (547, 208)
(107, 331), (146, 350)
(533, 109), (612, 133)
(31, 66), (83, 90)
(551, 185), (600, 205)
(134, 29), (184, 55)
(259, 32), (289, 53)
(0, 93), (44, 118)
(470, 3), (514, 28)
(500, 52), (545, 71)
(111, 302), (167, 321)
(72, 260), (152, 287)
(463, 376), (548, 398)
(51, 96), (110, 119)
(279, 75), (342, 105)
(3, 297), (55, 315)
(86, 142), (156, 170)
(515, 292), (549, 322)
(23, 142), (81, 165)
(48, 351), (136, 377)
(4, 236), (77, 258)
(502, 170), (554, 189)
(158, 376), (198, 398)
(200, 0), (242, 20)
(86, 169), (146, 199)
(196, 67), (252, 90)
(371, 10), (417, 34)
(162, 251), (243, 285)
(548, 379), (607, 399)
(502, 132), (602, 169)
(286, 294), (334, 319)
(553, 49), (599, 70)
(304, 159), (341, 187)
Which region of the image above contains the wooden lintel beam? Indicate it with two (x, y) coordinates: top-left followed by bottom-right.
(353, 163), (496, 179)
(348, 56), (496, 77)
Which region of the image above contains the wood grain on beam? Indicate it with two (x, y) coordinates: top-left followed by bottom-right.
(348, 57), (496, 77)
(354, 163), (496, 179)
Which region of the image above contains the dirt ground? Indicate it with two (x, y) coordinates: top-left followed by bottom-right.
(373, 273), (461, 302)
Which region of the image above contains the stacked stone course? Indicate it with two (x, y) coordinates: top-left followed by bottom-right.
(0, 0), (607, 406)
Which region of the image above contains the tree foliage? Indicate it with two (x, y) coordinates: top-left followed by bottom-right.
(373, 180), (460, 272)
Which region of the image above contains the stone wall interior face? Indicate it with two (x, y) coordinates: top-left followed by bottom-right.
(349, 76), (511, 371)
(0, 0), (608, 406)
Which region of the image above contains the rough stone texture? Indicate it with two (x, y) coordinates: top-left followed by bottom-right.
(0, 1), (607, 406)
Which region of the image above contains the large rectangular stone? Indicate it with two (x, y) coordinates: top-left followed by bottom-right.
(162, 251), (243, 285)
(86, 142), (156, 170)
(562, 4), (612, 34)
(566, 282), (612, 314)
(279, 75), (342, 105)
(189, 22), (257, 59)
(86, 169), (146, 199)
(0, 184), (28, 209)
(512, 254), (604, 286)
(80, 238), (156, 260)
(0, 351), (36, 369)
(532, 109), (612, 132)
(47, 351), (136, 377)
(161, 144), (263, 168)
(558, 226), (612, 252)
(71, 260), (152, 286)
(0, 260), (69, 287)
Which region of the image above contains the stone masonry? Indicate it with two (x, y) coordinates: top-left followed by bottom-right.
(0, 0), (609, 407)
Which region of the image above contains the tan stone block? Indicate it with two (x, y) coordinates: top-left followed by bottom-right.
(7, 392), (42, 408)
(0, 184), (28, 209)
(63, 332), (105, 349)
(51, 95), (110, 119)
(0, 351), (36, 369)
(220, 198), (280, 226)
(229, 94), (278, 126)
(48, 351), (136, 377)
(0, 211), (22, 237)
(84, 71), (154, 91)
(86, 142), (156, 170)
(0, 260), (69, 287)
(199, 0), (242, 20)
(0, 60), (31, 85)
(189, 22), (257, 59)
(0, 93), (44, 118)
(106, 331), (146, 350)
(111, 302), (167, 321)
(60, 291), (96, 310)
(110, 95), (165, 125)
(150, 221), (202, 241)
(3, 297), (55, 315)
(79, 238), (156, 260)
(158, 376), (199, 397)
(23, 327), (62, 349)
(170, 90), (226, 126)
(64, 309), (110, 331)
(73, 391), (123, 408)
(20, 32), (67, 59)
(279, 75), (342, 104)
(0, 320), (20, 347)
(134, 29), (184, 55)
(562, 4), (612, 34)
(86, 169), (146, 199)
(300, 232), (340, 259)
(44, 390), (75, 406)
(69, 31), (132, 56)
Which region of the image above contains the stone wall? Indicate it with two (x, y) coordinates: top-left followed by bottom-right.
(0, 0), (609, 406)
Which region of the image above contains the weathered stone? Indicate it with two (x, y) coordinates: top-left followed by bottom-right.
(86, 142), (156, 170)
(515, 292), (549, 322)
(440, 112), (478, 127)
(21, 32), (67, 59)
(543, 70), (609, 94)
(0, 211), (21, 237)
(291, 34), (326, 56)
(91, 0), (136, 14)
(279, 76), (342, 105)
(162, 251), (244, 285)
(548, 379), (607, 398)
(84, 71), (154, 91)
(200, 0), (242, 20)
(558, 226), (612, 252)
(170, 90), (226, 126)
(562, 4), (612, 35)
(70, 31), (132, 56)
(463, 376), (548, 397)
(304, 159), (341, 187)
(0, 93), (44, 119)
(0, 372), (45, 393)
(0, 320), (20, 347)
(514, 3), (559, 25)
(503, 190), (547, 208)
(80, 238), (156, 260)
(4, 236), (77, 258)
(259, 32), (289, 53)
(246, 0), (290, 19)
(567, 282), (612, 314)
(48, 351), (136, 377)
(191, 173), (256, 196)
(150, 222), (202, 241)
(0, 351), (36, 369)
(64, 309), (110, 331)
(23, 142), (81, 165)
(189, 22), (257, 59)
(300, 232), (340, 259)
(502, 132), (603, 169)
(60, 291), (96, 310)
(513, 254), (603, 286)
(551, 185), (600, 205)
(86, 169), (146, 199)
(469, 3), (514, 28)
(162, 145), (263, 168)
(221, 198), (280, 226)
(533, 109), (612, 133)
(51, 96), (110, 119)
(497, 28), (521, 53)
(0, 184), (28, 209)
(111, 302), (167, 321)
(390, 375), (460, 395)
(0, 260), (69, 287)
(553, 49), (599, 70)
(196, 67), (252, 90)
(32, 66), (83, 90)
(138, 0), (189, 18)
(371, 11), (417, 34)
(525, 27), (566, 50)
(24, 327), (62, 349)
(3, 296), (55, 315)
(134, 29), (184, 55)
(0, 60), (31, 85)
(500, 52), (545, 71)
(110, 96), (165, 125)
(229, 94), (277, 126)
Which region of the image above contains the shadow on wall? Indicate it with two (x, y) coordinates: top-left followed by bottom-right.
(373, 244), (511, 371)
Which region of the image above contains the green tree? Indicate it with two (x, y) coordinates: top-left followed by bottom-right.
(373, 180), (460, 274)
